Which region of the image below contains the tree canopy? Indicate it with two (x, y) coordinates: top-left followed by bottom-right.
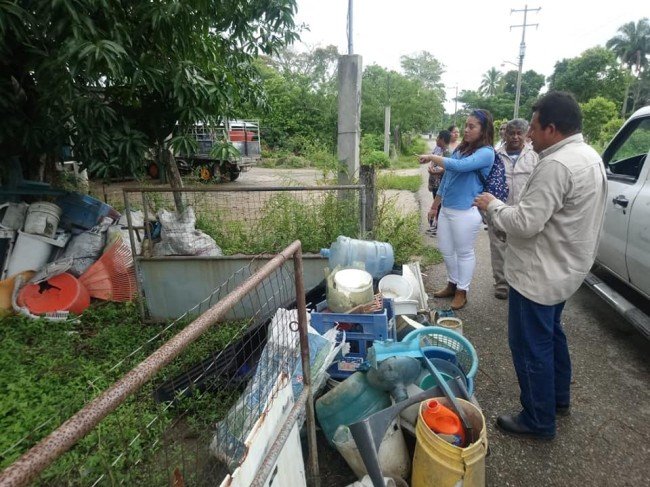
(606, 18), (650, 115)
(3, 6), (649, 181)
(548, 47), (627, 104)
(400, 51), (446, 93)
(479, 68), (502, 97)
(0, 0), (299, 179)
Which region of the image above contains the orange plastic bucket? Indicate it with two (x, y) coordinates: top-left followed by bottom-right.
(18, 273), (90, 315)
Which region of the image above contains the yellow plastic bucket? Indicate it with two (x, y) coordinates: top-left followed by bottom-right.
(411, 397), (488, 487)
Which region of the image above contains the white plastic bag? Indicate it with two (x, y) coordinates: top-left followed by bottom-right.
(154, 207), (222, 256)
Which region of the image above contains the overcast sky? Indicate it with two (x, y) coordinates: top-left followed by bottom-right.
(294, 1), (649, 111)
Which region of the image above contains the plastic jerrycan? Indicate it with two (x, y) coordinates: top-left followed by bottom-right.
(320, 236), (394, 279)
(421, 399), (465, 447)
(315, 372), (392, 446)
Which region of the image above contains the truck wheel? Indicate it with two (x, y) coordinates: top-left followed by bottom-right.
(229, 167), (241, 181)
(198, 165), (213, 182)
(175, 159), (191, 175)
(147, 162), (160, 179)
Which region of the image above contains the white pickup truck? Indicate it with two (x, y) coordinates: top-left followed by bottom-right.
(585, 105), (650, 338)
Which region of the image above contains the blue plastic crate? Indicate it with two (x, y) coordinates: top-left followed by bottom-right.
(311, 298), (395, 379)
(56, 192), (120, 230)
(326, 354), (366, 380)
(311, 298), (395, 338)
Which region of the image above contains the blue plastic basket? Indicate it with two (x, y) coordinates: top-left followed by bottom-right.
(369, 326), (479, 382)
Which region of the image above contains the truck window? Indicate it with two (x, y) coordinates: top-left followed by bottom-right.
(607, 118), (650, 180)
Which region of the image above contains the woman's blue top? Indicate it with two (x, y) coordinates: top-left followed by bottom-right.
(436, 145), (494, 209)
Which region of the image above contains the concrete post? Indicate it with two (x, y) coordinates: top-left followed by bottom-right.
(383, 106), (391, 156)
(337, 55), (362, 185)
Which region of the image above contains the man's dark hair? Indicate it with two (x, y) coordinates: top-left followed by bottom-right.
(447, 124), (458, 132)
(532, 91), (582, 135)
(437, 129), (451, 144)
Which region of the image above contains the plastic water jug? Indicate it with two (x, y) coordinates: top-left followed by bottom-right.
(320, 236), (394, 279)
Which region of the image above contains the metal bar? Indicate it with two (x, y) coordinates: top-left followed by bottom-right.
(293, 248), (320, 487)
(0, 241), (303, 487)
(123, 189), (146, 320)
(122, 185), (365, 194)
(359, 184), (367, 238)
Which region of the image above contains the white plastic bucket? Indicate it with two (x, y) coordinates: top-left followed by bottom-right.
(24, 202), (62, 238)
(334, 268), (373, 294)
(378, 275), (413, 301)
(327, 268), (374, 312)
(6, 231), (70, 277)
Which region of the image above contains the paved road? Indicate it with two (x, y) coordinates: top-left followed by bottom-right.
(415, 163), (650, 486)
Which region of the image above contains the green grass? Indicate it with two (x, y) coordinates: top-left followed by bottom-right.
(0, 302), (248, 484)
(377, 174), (422, 192)
(196, 191), (360, 255)
(391, 154), (420, 169)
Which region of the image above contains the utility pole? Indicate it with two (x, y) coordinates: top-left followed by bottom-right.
(453, 84), (458, 126)
(347, 0), (354, 54)
(510, 5), (540, 119)
(338, 0), (361, 184)
(384, 74), (391, 156)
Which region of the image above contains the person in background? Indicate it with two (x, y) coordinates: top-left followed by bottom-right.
(419, 110), (495, 309)
(474, 91), (607, 440)
(490, 118), (538, 299)
(447, 124), (461, 152)
(495, 122), (508, 150)
(423, 129), (451, 236)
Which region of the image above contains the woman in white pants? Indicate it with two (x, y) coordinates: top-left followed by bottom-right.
(419, 109), (495, 309)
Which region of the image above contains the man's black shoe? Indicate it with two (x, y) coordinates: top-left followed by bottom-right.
(496, 414), (555, 441)
(556, 405), (571, 417)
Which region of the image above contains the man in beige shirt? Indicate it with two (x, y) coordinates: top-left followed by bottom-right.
(475, 91), (607, 440)
(490, 118), (539, 299)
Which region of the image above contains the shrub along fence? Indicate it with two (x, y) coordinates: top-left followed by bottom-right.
(121, 185), (365, 321)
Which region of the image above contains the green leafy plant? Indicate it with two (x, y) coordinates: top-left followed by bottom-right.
(361, 150), (391, 168)
(404, 136), (427, 156)
(371, 195), (441, 266)
(209, 141), (241, 161)
(195, 190), (360, 255)
(361, 133), (385, 154)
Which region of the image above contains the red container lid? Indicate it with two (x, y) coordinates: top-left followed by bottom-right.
(18, 273), (90, 315)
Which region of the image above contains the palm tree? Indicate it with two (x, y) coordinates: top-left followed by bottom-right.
(606, 18), (650, 116)
(479, 68), (502, 97)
